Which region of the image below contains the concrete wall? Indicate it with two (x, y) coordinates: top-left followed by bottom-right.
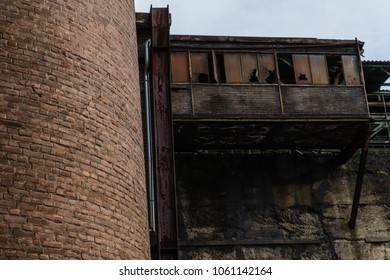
(176, 152), (390, 259)
(0, 0), (149, 259)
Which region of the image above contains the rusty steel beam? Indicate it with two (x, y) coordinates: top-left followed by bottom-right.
(151, 7), (178, 259)
(348, 132), (370, 229)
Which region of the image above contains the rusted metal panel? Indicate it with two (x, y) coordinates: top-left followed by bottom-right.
(171, 52), (189, 83)
(293, 55), (312, 84)
(151, 9), (170, 47)
(241, 54), (258, 83)
(310, 55), (329, 84)
(257, 54), (276, 84)
(224, 53), (242, 83)
(342, 55), (361, 85)
(151, 7), (178, 260)
(190, 52), (209, 82)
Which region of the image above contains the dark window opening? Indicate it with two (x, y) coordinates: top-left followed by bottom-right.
(299, 73), (308, 81)
(216, 53), (226, 83)
(265, 70), (276, 84)
(326, 55), (345, 85)
(198, 73), (209, 83)
(278, 55), (295, 84)
(249, 69), (259, 83)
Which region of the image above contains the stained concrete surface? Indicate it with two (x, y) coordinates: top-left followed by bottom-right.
(176, 152), (390, 259)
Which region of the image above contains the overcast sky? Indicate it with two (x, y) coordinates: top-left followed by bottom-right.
(135, 0), (390, 61)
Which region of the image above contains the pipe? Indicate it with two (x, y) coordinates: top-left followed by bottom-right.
(144, 39), (156, 233)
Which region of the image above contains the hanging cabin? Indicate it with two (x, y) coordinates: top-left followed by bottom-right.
(170, 35), (371, 152)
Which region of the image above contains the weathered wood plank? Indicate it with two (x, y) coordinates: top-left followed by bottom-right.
(171, 85), (369, 118)
(193, 85), (281, 116)
(282, 86), (368, 116)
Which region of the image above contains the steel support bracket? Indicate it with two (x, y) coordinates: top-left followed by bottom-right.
(348, 131), (371, 229)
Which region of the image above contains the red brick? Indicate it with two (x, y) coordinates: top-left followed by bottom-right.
(0, 0), (148, 260)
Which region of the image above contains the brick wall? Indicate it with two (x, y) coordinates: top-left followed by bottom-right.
(0, 0), (150, 259)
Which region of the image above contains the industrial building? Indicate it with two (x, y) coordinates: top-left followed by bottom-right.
(0, 2), (389, 259)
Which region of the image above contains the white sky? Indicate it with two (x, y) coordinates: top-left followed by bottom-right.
(135, 0), (390, 61)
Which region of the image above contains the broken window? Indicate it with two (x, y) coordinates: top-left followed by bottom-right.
(292, 55), (312, 84)
(215, 53), (227, 83)
(241, 54), (259, 83)
(342, 55), (361, 85)
(277, 54), (295, 84)
(326, 55), (345, 85)
(210, 52), (276, 84)
(172, 50), (361, 87)
(258, 54), (276, 84)
(171, 52), (189, 83)
(190, 52), (210, 83)
(189, 52), (218, 83)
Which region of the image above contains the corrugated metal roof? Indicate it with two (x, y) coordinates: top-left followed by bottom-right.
(363, 60), (390, 65)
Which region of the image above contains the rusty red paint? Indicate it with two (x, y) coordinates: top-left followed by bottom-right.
(171, 52), (189, 82)
(151, 7), (178, 259)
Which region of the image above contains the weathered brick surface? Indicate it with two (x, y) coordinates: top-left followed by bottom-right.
(0, 0), (149, 259)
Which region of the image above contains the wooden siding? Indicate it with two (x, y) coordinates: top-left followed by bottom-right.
(281, 86), (368, 116)
(171, 85), (192, 115)
(172, 85), (281, 117)
(171, 84), (369, 118)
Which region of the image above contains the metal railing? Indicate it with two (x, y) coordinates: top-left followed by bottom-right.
(368, 90), (390, 151)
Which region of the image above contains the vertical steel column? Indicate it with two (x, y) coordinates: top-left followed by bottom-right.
(150, 7), (178, 259)
(348, 132), (370, 229)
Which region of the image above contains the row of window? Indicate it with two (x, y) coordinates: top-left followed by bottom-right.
(170, 51), (362, 86)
